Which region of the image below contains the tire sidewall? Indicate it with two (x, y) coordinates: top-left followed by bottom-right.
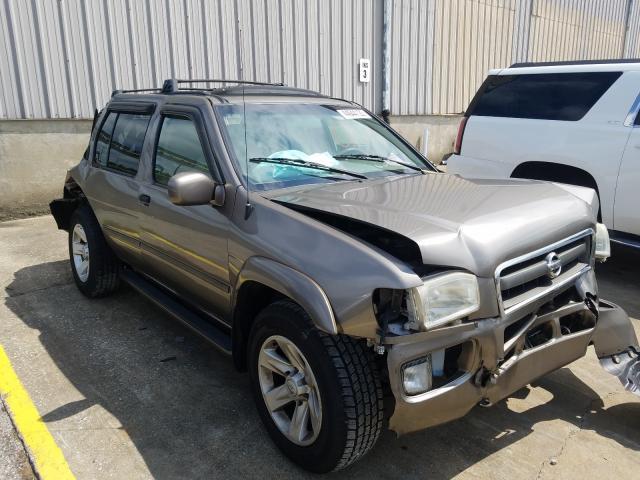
(68, 207), (106, 296)
(248, 304), (349, 473)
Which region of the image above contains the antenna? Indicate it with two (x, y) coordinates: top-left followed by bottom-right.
(242, 83), (253, 219)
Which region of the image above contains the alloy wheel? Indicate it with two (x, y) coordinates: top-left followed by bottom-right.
(71, 223), (90, 282)
(257, 335), (322, 446)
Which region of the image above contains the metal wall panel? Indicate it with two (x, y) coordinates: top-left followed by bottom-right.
(391, 0), (639, 115)
(625, 0), (640, 57)
(0, 0), (381, 119)
(390, 0), (435, 115)
(529, 0), (628, 62)
(390, 0), (519, 116)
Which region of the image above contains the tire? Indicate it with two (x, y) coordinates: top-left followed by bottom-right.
(248, 300), (384, 473)
(68, 205), (120, 298)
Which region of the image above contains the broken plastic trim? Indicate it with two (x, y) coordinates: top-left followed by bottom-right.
(600, 348), (640, 395)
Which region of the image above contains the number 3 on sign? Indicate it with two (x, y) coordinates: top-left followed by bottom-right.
(359, 58), (370, 83)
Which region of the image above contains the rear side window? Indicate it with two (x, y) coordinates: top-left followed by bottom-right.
(154, 116), (210, 186)
(467, 72), (622, 121)
(106, 113), (151, 175)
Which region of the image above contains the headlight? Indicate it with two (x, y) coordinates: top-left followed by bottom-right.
(595, 223), (611, 262)
(405, 272), (480, 331)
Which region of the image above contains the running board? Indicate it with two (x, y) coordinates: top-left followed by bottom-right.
(121, 270), (232, 355)
(609, 230), (640, 249)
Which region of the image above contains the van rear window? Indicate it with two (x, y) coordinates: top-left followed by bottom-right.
(467, 72), (621, 121)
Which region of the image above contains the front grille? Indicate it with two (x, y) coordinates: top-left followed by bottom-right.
(496, 231), (593, 312)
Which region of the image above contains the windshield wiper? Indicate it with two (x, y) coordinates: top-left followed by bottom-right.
(249, 157), (368, 180)
(332, 154), (427, 174)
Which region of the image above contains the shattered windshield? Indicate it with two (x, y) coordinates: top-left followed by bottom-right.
(216, 103), (432, 191)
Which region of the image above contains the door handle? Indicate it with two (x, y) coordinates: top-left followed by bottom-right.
(139, 194), (151, 206)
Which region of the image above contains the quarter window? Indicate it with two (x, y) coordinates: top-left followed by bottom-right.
(107, 113), (151, 176)
(93, 112), (117, 167)
(154, 116), (210, 186)
(468, 72), (622, 121)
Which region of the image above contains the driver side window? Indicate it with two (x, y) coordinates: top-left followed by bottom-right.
(154, 116), (211, 186)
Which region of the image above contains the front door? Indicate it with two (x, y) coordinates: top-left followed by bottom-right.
(137, 107), (232, 321)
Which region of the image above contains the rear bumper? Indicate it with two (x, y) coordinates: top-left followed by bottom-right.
(387, 298), (635, 435)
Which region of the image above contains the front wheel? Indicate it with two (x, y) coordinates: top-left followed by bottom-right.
(248, 300), (384, 473)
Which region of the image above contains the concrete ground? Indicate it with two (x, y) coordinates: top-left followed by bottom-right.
(0, 402), (34, 479)
(0, 215), (638, 479)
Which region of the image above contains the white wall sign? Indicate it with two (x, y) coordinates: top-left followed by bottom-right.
(359, 58), (370, 83)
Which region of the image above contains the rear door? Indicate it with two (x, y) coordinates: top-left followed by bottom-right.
(137, 103), (232, 320)
(613, 97), (640, 236)
(85, 104), (154, 267)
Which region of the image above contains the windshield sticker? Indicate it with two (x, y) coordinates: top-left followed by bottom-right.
(336, 109), (370, 120)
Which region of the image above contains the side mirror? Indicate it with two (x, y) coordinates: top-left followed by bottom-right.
(167, 172), (225, 207)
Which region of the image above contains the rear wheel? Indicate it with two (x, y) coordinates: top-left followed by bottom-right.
(248, 300), (384, 473)
(68, 205), (120, 298)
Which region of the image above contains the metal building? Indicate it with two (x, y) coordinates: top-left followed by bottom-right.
(1, 0), (639, 120)
(2, 0), (640, 216)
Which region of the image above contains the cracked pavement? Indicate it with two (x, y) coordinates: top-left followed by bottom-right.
(0, 215), (639, 479)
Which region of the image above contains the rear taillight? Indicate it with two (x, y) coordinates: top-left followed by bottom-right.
(454, 117), (468, 155)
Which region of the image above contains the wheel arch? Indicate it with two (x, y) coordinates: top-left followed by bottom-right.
(231, 257), (338, 371)
(511, 161), (602, 221)
(49, 175), (88, 231)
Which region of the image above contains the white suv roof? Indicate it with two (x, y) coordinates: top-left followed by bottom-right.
(490, 59), (640, 76)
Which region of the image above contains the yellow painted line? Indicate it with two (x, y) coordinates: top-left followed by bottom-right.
(0, 345), (75, 479)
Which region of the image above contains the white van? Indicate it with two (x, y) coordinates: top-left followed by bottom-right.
(447, 60), (640, 248)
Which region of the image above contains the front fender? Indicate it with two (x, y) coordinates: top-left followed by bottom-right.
(232, 256), (338, 335)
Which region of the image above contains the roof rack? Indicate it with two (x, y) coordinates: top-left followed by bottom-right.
(510, 58), (640, 68)
(161, 78), (285, 93)
(111, 87), (163, 97)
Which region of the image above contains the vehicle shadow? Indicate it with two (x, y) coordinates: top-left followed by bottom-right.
(3, 256), (640, 479)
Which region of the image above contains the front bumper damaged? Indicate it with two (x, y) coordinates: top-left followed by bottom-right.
(386, 298), (639, 436)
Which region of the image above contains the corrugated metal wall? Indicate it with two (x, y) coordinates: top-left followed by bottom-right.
(0, 0), (382, 119)
(625, 0), (640, 56)
(1, 0), (639, 119)
(395, 0), (639, 115)
(528, 0), (629, 62)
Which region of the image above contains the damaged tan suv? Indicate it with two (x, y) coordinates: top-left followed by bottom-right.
(50, 79), (640, 473)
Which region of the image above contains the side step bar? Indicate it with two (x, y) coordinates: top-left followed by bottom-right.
(609, 230), (640, 249)
(121, 269), (232, 355)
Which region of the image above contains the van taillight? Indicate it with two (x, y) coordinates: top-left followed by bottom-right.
(454, 117), (468, 155)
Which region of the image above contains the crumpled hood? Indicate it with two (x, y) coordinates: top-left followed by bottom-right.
(269, 173), (596, 277)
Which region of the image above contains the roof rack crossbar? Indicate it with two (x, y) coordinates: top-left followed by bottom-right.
(112, 87), (163, 97)
(162, 78), (285, 93)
